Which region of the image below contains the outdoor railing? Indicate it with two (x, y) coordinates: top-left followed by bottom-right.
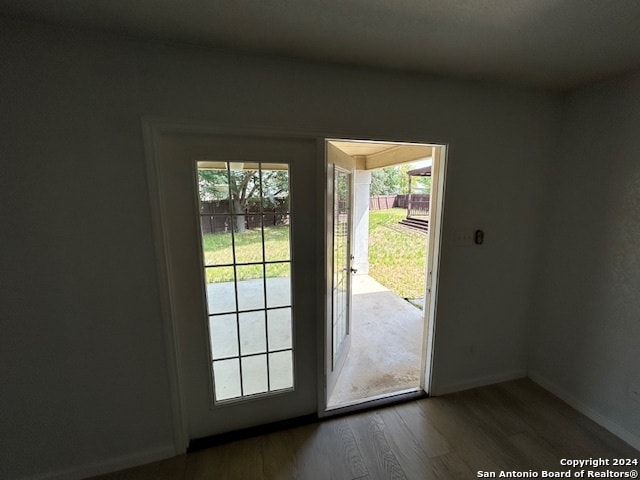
(407, 198), (429, 219)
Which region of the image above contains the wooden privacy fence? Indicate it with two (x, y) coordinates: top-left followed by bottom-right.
(405, 194), (429, 218)
(370, 194), (430, 212)
(396, 194), (429, 210)
(369, 195), (398, 210)
(199, 200), (288, 234)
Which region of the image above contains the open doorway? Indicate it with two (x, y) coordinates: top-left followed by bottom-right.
(325, 139), (446, 411)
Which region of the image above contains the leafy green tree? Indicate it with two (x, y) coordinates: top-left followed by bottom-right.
(412, 176), (431, 195)
(198, 169), (228, 201)
(370, 165), (413, 195)
(370, 164), (432, 196)
(370, 166), (402, 195)
(198, 168), (288, 233)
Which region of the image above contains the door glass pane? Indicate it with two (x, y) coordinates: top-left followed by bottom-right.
(234, 227), (264, 264)
(236, 265), (265, 311)
(213, 359), (241, 401)
(266, 263), (291, 307)
(263, 214), (290, 262)
(333, 169), (350, 365)
(201, 216), (234, 266)
(269, 351), (293, 390)
(205, 266), (236, 314)
(261, 167), (289, 213)
(239, 311), (267, 355)
(267, 308), (292, 350)
(209, 314), (238, 359)
(197, 162), (294, 403)
(242, 355), (268, 395)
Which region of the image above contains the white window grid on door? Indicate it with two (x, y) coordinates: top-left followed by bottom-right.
(332, 168), (350, 366)
(196, 161), (294, 403)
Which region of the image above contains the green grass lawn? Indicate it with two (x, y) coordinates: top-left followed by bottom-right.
(368, 208), (427, 300)
(200, 208), (426, 299)
(202, 226), (291, 282)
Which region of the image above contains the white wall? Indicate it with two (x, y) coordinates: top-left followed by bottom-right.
(529, 72), (640, 449)
(0, 17), (559, 479)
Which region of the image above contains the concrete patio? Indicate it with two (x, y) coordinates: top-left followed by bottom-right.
(329, 274), (425, 407)
(205, 274), (424, 404)
(206, 277), (293, 401)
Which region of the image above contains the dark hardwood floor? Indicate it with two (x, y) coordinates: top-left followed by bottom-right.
(91, 379), (639, 479)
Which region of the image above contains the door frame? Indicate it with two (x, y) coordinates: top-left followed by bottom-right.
(421, 145), (448, 391)
(143, 119), (327, 453)
(325, 142), (356, 401)
(143, 119), (448, 451)
(318, 138), (448, 417)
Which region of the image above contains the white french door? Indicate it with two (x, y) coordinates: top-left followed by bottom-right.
(150, 132), (318, 444)
(325, 142), (355, 400)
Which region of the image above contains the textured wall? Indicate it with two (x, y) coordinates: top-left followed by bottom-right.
(530, 72), (640, 449)
(0, 17), (558, 479)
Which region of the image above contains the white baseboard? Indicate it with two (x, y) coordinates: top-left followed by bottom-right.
(18, 445), (177, 480)
(529, 370), (640, 452)
(431, 369), (527, 396)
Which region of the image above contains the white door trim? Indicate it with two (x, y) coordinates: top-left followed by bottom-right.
(325, 142), (356, 403)
(143, 118), (449, 450)
(143, 119), (326, 452)
(422, 145), (449, 393)
(318, 137), (449, 416)
(142, 120), (189, 453)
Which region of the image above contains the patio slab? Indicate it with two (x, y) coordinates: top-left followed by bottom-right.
(329, 274), (424, 407)
(205, 274), (424, 405)
(206, 277), (293, 400)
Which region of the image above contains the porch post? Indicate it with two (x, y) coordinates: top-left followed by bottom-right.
(407, 174), (413, 218)
(353, 169), (371, 275)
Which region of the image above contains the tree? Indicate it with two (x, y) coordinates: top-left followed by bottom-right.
(370, 165), (411, 195)
(411, 176), (431, 195)
(370, 164), (432, 196)
(198, 168), (288, 233)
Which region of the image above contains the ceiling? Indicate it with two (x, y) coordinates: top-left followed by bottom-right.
(331, 141), (408, 157)
(2, 0), (640, 89)
(330, 140), (433, 170)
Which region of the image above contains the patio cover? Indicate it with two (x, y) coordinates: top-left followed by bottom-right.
(407, 165), (432, 177)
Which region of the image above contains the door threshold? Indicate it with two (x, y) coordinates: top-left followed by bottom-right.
(187, 413), (317, 452)
(325, 388), (427, 417)
(189, 389), (428, 452)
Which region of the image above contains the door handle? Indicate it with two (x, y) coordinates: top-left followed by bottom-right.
(350, 267), (358, 274)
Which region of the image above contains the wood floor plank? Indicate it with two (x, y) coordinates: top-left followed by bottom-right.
(226, 436), (264, 480)
(186, 436), (264, 480)
(261, 429), (300, 480)
(376, 408), (440, 480)
(89, 379), (640, 480)
(332, 417), (370, 480)
(378, 406), (473, 479)
(445, 389), (544, 470)
(287, 417), (369, 480)
(348, 410), (408, 480)
(508, 431), (564, 471)
(284, 423), (332, 480)
(416, 396), (512, 473)
(448, 384), (578, 471)
(499, 379), (594, 455)
(461, 383), (535, 436)
(392, 400), (451, 458)
(428, 452), (477, 479)
(185, 445), (227, 480)
(500, 379), (639, 459)
(92, 455), (186, 480)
